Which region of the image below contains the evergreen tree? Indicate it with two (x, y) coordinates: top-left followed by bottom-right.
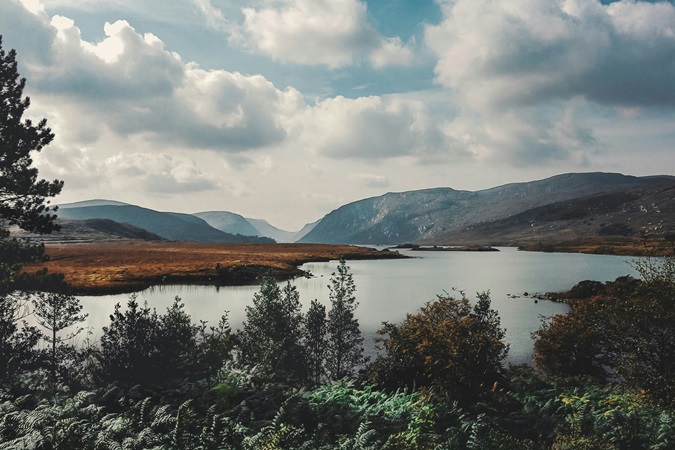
(98, 295), (162, 385)
(304, 299), (327, 385)
(32, 292), (88, 382)
(0, 36), (62, 385)
(238, 277), (307, 384)
(325, 259), (364, 380)
(0, 35), (62, 238)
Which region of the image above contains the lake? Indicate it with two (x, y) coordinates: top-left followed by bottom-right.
(77, 247), (643, 365)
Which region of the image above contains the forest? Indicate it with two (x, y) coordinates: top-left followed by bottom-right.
(1, 35), (674, 449)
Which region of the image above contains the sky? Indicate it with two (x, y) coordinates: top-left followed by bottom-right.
(1, 0), (674, 230)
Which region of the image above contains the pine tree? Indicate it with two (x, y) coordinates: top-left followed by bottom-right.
(238, 277), (307, 384)
(304, 299), (327, 385)
(0, 35), (62, 237)
(325, 259), (365, 380)
(0, 36), (63, 384)
(32, 292), (88, 382)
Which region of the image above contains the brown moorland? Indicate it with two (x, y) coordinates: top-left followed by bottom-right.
(24, 241), (404, 295)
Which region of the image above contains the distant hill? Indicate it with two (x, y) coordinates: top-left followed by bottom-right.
(194, 211), (319, 243)
(299, 173), (675, 245)
(57, 204), (273, 243)
(193, 211), (262, 238)
(11, 218), (164, 243)
(246, 218), (320, 243)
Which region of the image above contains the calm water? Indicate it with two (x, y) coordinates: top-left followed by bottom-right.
(77, 247), (643, 365)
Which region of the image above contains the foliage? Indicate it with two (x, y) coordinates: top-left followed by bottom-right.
(189, 314), (235, 382)
(367, 291), (508, 406)
(304, 299), (327, 386)
(238, 277), (307, 384)
(0, 293), (41, 385)
(0, 36), (63, 388)
(325, 258), (365, 380)
(0, 36), (63, 236)
(533, 256), (675, 405)
(31, 291), (88, 383)
(98, 295), (199, 386)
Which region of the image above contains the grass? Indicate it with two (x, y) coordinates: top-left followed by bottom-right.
(24, 241), (404, 294)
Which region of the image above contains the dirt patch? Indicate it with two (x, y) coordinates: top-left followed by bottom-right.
(23, 241), (404, 295)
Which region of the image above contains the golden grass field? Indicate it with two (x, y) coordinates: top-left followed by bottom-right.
(24, 241), (403, 294)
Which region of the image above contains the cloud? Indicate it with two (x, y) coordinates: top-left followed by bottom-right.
(426, 0), (675, 110)
(236, 0), (413, 68)
(33, 146), (103, 190)
(421, 0), (675, 164)
(105, 153), (221, 194)
(299, 95), (458, 161)
(349, 172), (390, 188)
(192, 0), (229, 31)
(2, 3), (305, 153)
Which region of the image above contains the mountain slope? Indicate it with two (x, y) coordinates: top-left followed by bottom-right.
(11, 218), (164, 243)
(299, 173), (674, 245)
(193, 211), (261, 238)
(246, 217), (321, 243)
(424, 179), (675, 245)
(56, 204), (271, 243)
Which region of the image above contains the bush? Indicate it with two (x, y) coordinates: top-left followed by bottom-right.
(367, 291), (508, 405)
(533, 256), (675, 405)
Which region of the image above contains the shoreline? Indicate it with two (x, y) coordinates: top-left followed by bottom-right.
(23, 241), (406, 295)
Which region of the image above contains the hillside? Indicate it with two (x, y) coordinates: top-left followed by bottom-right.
(299, 173), (674, 245)
(11, 218), (164, 243)
(194, 212), (319, 243)
(193, 211), (261, 237)
(56, 204), (273, 244)
(423, 179), (675, 248)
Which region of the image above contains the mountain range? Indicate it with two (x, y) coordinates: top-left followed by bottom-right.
(37, 172), (674, 246)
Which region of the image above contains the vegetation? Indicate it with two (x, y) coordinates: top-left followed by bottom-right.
(367, 291), (508, 406)
(533, 256), (675, 407)
(325, 258), (365, 380)
(0, 35), (63, 387)
(22, 241), (405, 294)
(238, 278), (306, 384)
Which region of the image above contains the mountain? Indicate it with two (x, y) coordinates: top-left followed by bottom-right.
(56, 203), (273, 243)
(11, 218), (164, 243)
(246, 217), (320, 243)
(299, 173), (675, 245)
(193, 211), (320, 243)
(423, 179), (675, 246)
(193, 211), (262, 238)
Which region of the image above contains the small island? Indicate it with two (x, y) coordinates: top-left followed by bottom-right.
(392, 244), (499, 252)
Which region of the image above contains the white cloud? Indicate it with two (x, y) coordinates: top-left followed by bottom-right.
(421, 0), (675, 164)
(369, 36), (414, 69)
(192, 0), (229, 31)
(426, 0), (675, 110)
(3, 4), (306, 153)
(33, 146), (103, 189)
(299, 95), (457, 161)
(349, 172), (390, 188)
(236, 0), (413, 68)
(105, 153), (221, 194)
